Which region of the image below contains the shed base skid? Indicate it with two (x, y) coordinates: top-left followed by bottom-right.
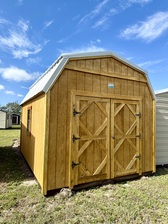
(46, 172), (154, 196)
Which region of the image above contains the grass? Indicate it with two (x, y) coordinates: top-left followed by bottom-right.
(0, 125), (20, 147)
(0, 127), (168, 223)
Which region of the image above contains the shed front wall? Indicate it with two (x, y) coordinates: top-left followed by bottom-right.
(0, 111), (6, 128)
(21, 94), (46, 189)
(47, 56), (155, 192)
(0, 111), (12, 129)
(156, 96), (168, 165)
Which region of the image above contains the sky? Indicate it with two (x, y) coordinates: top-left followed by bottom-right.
(0, 0), (168, 106)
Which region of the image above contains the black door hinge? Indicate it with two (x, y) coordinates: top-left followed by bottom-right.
(136, 134), (141, 139)
(135, 113), (141, 118)
(73, 109), (81, 116)
(72, 135), (81, 143)
(72, 161), (81, 169)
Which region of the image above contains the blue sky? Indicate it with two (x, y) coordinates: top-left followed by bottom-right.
(0, 0), (168, 106)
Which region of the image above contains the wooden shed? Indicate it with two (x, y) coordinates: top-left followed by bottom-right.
(20, 51), (156, 195)
(155, 89), (168, 165)
(0, 110), (12, 129)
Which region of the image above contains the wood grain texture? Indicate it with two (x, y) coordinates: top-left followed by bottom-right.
(21, 55), (155, 193)
(20, 94), (46, 189)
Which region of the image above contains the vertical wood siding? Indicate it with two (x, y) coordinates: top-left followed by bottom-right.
(47, 56), (155, 191)
(21, 94), (46, 188)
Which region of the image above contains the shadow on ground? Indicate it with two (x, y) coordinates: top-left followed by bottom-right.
(0, 145), (33, 184)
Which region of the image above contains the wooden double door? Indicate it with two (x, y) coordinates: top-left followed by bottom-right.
(71, 95), (141, 186)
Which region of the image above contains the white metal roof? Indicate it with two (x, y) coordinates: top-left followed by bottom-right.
(21, 51), (155, 105)
(155, 88), (168, 95)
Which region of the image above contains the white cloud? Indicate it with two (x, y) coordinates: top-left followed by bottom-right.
(5, 90), (15, 95)
(0, 84), (5, 90)
(79, 0), (109, 25)
(17, 94), (23, 97)
(57, 30), (81, 43)
(18, 19), (29, 32)
(126, 56), (134, 60)
(59, 43), (105, 54)
(120, 11), (168, 42)
(128, 0), (152, 3)
(0, 18), (43, 59)
(120, 0), (152, 9)
(21, 86), (29, 89)
(43, 20), (54, 29)
(26, 57), (41, 65)
(72, 15), (80, 21)
(17, 0), (23, 6)
(0, 66), (41, 82)
(0, 18), (8, 25)
(78, 0), (151, 29)
(90, 39), (102, 45)
(92, 8), (118, 28)
(92, 0), (109, 14)
(138, 59), (164, 68)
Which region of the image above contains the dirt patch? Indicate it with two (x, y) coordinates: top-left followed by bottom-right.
(20, 179), (37, 187)
(12, 139), (20, 148)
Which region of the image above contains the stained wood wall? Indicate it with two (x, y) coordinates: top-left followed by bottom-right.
(21, 94), (46, 188)
(47, 56), (155, 191)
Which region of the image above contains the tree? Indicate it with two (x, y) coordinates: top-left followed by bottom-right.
(2, 101), (21, 114)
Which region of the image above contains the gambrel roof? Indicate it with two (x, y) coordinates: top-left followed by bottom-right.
(21, 51), (154, 105)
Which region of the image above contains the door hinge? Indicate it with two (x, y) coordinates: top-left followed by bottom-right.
(135, 113), (141, 118)
(136, 134), (141, 139)
(72, 161), (81, 169)
(73, 109), (81, 116)
(72, 135), (81, 143)
(135, 155), (141, 159)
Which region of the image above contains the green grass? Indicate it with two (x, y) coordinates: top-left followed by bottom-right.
(1, 128), (168, 223)
(0, 126), (20, 147)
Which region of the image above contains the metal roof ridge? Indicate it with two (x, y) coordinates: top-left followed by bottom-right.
(155, 88), (168, 94)
(30, 55), (63, 89)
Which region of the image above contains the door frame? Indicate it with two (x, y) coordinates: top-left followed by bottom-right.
(69, 90), (142, 188)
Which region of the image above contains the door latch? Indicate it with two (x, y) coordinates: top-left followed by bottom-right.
(135, 155), (141, 159)
(72, 161), (81, 169)
(72, 135), (81, 143)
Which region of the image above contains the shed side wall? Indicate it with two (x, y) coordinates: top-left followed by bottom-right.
(47, 56), (155, 191)
(20, 94), (46, 188)
(156, 96), (168, 165)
